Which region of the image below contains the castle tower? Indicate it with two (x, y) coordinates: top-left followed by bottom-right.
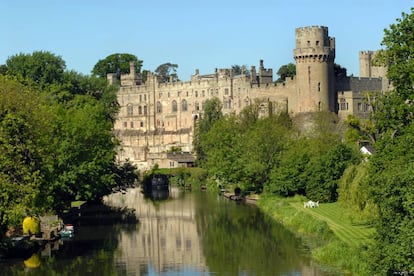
(294, 26), (336, 113)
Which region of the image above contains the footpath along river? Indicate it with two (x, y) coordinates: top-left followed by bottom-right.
(0, 187), (341, 275)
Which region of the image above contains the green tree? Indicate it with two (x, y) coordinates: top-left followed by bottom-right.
(276, 63), (296, 83)
(193, 97), (223, 165)
(155, 62), (179, 82)
(5, 51), (66, 88)
(365, 8), (414, 274)
(0, 76), (53, 230)
(241, 114), (292, 192)
(231, 64), (249, 76)
(92, 53), (142, 79)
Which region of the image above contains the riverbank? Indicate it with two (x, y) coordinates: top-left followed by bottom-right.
(257, 195), (374, 275)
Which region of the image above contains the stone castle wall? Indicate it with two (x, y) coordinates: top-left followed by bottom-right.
(113, 26), (387, 170)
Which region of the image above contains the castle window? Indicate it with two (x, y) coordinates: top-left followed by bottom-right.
(318, 102), (322, 111)
(159, 92), (162, 98)
(186, 91), (189, 97)
(340, 98), (348, 110)
(307, 40), (310, 46)
(139, 95), (142, 102)
(143, 105), (147, 115)
(138, 106), (142, 115)
(144, 94), (147, 101)
(123, 122), (127, 128)
(130, 121), (134, 128)
(318, 82), (321, 92)
(140, 121), (144, 127)
(181, 99), (188, 112)
(195, 91), (198, 97)
(156, 101), (162, 113)
(127, 104), (133, 116)
(225, 88), (229, 95)
(172, 100), (178, 112)
(178, 91), (181, 97)
(358, 103), (362, 111)
(195, 101), (200, 111)
(316, 40), (320, 46)
(216, 88), (219, 96)
(168, 92), (170, 98)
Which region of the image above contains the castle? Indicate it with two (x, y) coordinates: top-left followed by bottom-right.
(111, 26), (388, 171)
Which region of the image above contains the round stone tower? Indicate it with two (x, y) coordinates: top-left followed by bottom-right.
(294, 26), (336, 113)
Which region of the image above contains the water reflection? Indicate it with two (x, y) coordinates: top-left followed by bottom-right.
(104, 188), (337, 276)
(105, 187), (207, 275)
(0, 188), (338, 275)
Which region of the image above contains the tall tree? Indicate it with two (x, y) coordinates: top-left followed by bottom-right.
(193, 97), (222, 165)
(231, 64), (249, 76)
(154, 62), (179, 82)
(276, 63), (296, 83)
(366, 8), (414, 274)
(92, 53), (142, 79)
(5, 51), (66, 87)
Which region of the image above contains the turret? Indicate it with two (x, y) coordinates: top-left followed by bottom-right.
(294, 26), (336, 113)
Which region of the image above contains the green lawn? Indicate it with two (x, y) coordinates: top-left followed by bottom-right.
(291, 201), (375, 247)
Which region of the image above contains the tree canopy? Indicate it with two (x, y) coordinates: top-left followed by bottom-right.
(0, 51), (138, 234)
(365, 8), (414, 274)
(92, 53), (142, 79)
(155, 62), (179, 82)
(276, 63), (296, 83)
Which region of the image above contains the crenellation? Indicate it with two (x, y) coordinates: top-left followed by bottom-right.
(113, 25), (388, 170)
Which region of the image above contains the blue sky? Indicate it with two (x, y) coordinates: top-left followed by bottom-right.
(1, 1), (412, 81)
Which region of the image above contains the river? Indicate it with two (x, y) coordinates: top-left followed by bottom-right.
(0, 187), (340, 275)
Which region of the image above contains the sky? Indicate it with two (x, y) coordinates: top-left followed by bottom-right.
(0, 1), (412, 81)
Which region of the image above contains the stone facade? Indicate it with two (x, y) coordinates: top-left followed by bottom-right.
(112, 26), (388, 171)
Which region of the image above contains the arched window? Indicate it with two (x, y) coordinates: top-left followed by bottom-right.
(157, 101), (162, 113)
(172, 100), (178, 112)
(181, 99), (188, 112)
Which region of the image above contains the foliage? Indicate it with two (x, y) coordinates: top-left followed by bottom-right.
(0, 51), (123, 230)
(276, 63), (296, 83)
(193, 97), (223, 165)
(231, 64), (249, 76)
(366, 124), (414, 274)
(0, 76), (50, 228)
(338, 164), (377, 224)
(364, 8), (414, 274)
(5, 51), (66, 88)
(154, 62), (179, 82)
(305, 143), (359, 202)
(92, 53), (142, 79)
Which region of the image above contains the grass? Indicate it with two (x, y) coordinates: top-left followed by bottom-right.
(258, 196), (375, 274)
(290, 201), (375, 247)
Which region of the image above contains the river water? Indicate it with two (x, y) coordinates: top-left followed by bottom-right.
(0, 188), (340, 275)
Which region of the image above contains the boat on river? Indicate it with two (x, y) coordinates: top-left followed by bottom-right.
(59, 224), (74, 238)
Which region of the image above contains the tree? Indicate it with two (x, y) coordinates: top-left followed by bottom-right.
(154, 62), (179, 82)
(0, 76), (53, 230)
(276, 63), (296, 83)
(231, 64), (249, 76)
(5, 51), (66, 87)
(92, 53), (142, 79)
(193, 97), (222, 165)
(365, 8), (414, 274)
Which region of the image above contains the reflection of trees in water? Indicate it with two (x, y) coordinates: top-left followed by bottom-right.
(194, 193), (311, 275)
(0, 203), (138, 275)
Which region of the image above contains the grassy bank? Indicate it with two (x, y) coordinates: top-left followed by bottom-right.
(258, 195), (374, 275)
